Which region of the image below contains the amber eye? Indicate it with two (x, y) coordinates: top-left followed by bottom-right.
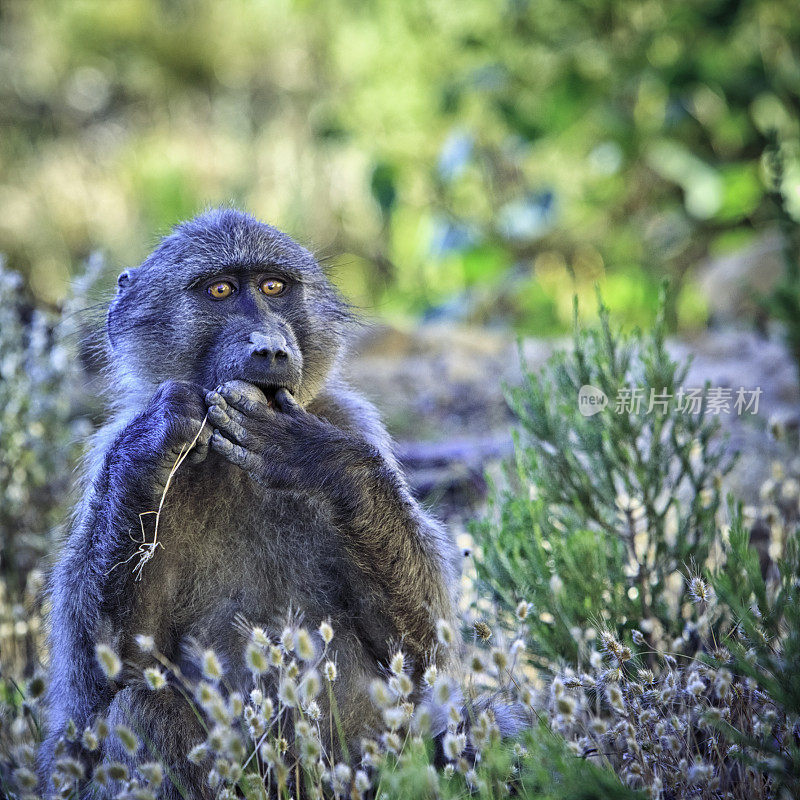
(208, 281), (234, 299)
(260, 278), (285, 296)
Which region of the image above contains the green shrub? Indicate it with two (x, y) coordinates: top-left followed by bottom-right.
(473, 288), (733, 665)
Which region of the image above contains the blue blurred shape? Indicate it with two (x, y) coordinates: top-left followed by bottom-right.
(429, 216), (478, 257)
(437, 130), (473, 181)
(498, 190), (556, 241)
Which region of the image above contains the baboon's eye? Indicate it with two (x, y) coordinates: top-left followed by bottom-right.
(208, 281), (234, 299)
(260, 278), (286, 296)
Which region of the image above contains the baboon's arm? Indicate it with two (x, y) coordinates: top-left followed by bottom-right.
(42, 381), (210, 787)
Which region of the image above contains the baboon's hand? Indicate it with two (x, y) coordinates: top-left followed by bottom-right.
(138, 380), (212, 468)
(205, 381), (377, 489)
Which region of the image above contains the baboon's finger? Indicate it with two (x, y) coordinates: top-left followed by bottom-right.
(274, 388), (302, 416)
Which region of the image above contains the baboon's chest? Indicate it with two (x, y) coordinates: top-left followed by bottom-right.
(156, 455), (346, 627)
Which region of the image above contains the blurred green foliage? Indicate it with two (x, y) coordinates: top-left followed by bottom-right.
(0, 0), (798, 332)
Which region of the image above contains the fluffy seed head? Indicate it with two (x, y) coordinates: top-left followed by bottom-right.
(95, 644), (121, 680)
(436, 619), (455, 647)
(390, 651), (405, 675)
(114, 725), (139, 756)
(324, 660), (337, 682)
(143, 667), (167, 690)
(295, 628), (315, 661)
(319, 620), (334, 644)
(201, 649), (223, 681)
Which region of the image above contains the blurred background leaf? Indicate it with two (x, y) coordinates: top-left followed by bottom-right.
(0, 0), (798, 333)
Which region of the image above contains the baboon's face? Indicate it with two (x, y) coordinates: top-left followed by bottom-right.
(107, 210), (350, 406)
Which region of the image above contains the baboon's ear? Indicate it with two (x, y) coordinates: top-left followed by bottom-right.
(117, 270), (132, 289)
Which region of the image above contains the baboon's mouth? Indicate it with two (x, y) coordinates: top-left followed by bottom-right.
(251, 382), (283, 407)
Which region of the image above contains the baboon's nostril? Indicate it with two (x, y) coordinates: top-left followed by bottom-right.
(275, 350), (288, 360)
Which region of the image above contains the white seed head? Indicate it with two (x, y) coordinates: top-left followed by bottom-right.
(436, 619), (455, 647)
(390, 651), (405, 676)
(135, 634), (156, 654)
(95, 644), (121, 680)
(201, 649), (223, 681)
(423, 665), (438, 686)
(443, 732), (467, 760)
(114, 725), (139, 756)
(324, 660), (337, 682)
(319, 619), (334, 644)
(143, 667), (167, 690)
(295, 628), (315, 661)
(246, 642), (268, 674)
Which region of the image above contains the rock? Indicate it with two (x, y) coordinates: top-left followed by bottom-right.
(696, 231), (787, 322)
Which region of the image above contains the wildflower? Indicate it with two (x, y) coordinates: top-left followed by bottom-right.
(599, 630), (627, 662)
(383, 731), (402, 753)
(687, 759), (713, 785)
(606, 684), (625, 714)
(306, 700), (322, 721)
(686, 671), (705, 697)
(105, 761), (129, 782)
(278, 678), (298, 707)
(589, 717), (607, 735)
(319, 619), (334, 644)
(491, 648), (508, 672)
(246, 641), (268, 673)
(389, 672), (414, 697)
(515, 600), (530, 621)
(95, 644), (122, 680)
(229, 692), (243, 717)
(114, 725), (139, 756)
(687, 575), (713, 604)
(433, 676), (453, 705)
(383, 705), (405, 730)
(269, 645), (283, 667)
(281, 626), (295, 652)
(300, 669), (321, 702)
(473, 620), (492, 641)
(139, 762), (163, 787)
(443, 732), (466, 760)
(631, 629), (646, 646)
(436, 619), (455, 647)
(13, 767), (38, 790)
(95, 718), (110, 740)
(390, 650), (405, 675)
(324, 660), (337, 682)
(556, 694), (576, 720)
(286, 659), (300, 679)
(714, 667), (732, 699)
(354, 770), (370, 793)
(423, 665), (437, 686)
(143, 667), (167, 690)
(470, 654), (485, 673)
(201, 649), (223, 681)
(295, 627), (315, 661)
(135, 634), (155, 653)
(369, 679), (392, 708)
(250, 626), (270, 648)
(26, 674), (45, 699)
(549, 574), (563, 594)
(81, 727), (99, 751)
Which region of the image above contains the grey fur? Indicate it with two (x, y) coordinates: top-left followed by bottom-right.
(40, 209), (461, 798)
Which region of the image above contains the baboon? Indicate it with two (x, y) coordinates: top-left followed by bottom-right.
(41, 209), (461, 797)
